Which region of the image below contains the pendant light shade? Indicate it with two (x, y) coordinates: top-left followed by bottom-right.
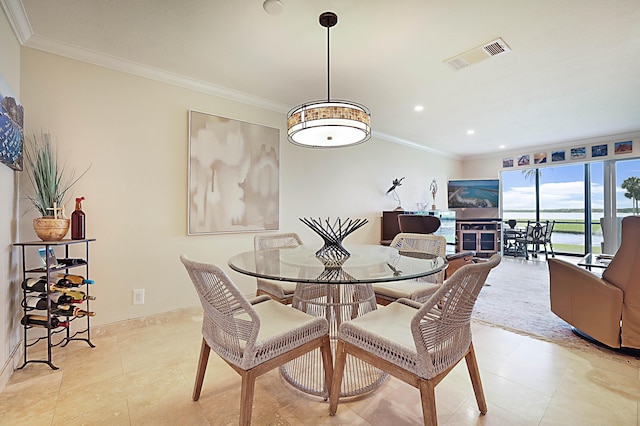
(287, 12), (371, 148)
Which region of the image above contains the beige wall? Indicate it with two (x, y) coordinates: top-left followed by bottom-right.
(18, 48), (462, 330)
(0, 8), (21, 390)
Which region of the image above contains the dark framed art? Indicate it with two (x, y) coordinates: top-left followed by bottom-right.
(0, 73), (24, 171)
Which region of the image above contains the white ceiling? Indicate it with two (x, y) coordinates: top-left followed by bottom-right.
(4, 0), (640, 158)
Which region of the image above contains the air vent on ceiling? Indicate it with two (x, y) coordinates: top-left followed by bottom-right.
(444, 37), (511, 70)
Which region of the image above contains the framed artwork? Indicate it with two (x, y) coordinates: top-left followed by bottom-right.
(188, 110), (280, 234)
(502, 158), (514, 168)
(517, 155), (530, 166)
(551, 150), (565, 162)
(534, 152), (547, 164)
(614, 140), (633, 154)
(591, 144), (608, 158)
(0, 73), (24, 171)
(570, 147), (586, 160)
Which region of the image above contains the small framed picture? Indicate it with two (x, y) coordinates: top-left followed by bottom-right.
(552, 150), (565, 162)
(534, 152), (547, 164)
(614, 140), (633, 154)
(502, 158), (514, 168)
(592, 144), (608, 157)
(517, 155), (530, 166)
(570, 147), (586, 160)
(38, 247), (58, 269)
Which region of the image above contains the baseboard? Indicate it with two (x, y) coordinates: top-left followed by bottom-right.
(0, 340), (22, 394)
(91, 306), (203, 337)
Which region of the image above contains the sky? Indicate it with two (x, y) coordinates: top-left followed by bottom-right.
(501, 158), (640, 211)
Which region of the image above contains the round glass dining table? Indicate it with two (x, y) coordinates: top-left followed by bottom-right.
(228, 244), (447, 398)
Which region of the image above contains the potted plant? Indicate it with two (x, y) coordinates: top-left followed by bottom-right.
(23, 132), (88, 241)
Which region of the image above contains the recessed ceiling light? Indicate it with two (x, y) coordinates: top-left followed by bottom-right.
(467, 129), (475, 135)
(499, 145), (506, 149)
(414, 105), (424, 112)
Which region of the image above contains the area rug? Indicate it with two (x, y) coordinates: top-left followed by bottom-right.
(472, 256), (640, 366)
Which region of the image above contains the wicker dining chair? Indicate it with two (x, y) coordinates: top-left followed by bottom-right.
(254, 233), (303, 304)
(180, 255), (333, 426)
(329, 254), (501, 425)
(372, 233), (447, 305)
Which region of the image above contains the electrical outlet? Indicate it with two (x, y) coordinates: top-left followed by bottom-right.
(133, 289), (145, 305)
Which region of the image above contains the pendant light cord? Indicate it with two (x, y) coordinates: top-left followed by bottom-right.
(326, 23), (330, 102)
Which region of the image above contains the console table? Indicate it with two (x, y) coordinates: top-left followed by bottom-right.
(456, 219), (502, 257)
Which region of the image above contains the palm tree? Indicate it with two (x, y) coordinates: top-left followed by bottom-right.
(622, 176), (640, 214)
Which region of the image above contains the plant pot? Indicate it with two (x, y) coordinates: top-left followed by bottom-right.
(33, 217), (70, 241)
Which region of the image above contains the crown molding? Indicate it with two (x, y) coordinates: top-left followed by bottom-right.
(2, 0), (450, 156)
(0, 0), (32, 43)
(372, 130), (459, 160)
(23, 33), (290, 113)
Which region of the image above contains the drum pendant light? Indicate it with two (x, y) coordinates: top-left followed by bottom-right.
(287, 12), (371, 148)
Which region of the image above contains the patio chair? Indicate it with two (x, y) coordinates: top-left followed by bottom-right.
(329, 254), (502, 425)
(515, 221), (548, 259)
(542, 220), (555, 258)
(254, 233), (302, 304)
(372, 233), (447, 305)
(180, 255), (333, 426)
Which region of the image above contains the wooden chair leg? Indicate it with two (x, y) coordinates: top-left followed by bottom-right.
(464, 342), (487, 414)
(319, 335), (334, 396)
(329, 340), (348, 415)
(239, 370), (257, 426)
(193, 338), (210, 401)
(418, 378), (438, 426)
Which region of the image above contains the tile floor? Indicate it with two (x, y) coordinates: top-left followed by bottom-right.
(2, 258), (640, 425)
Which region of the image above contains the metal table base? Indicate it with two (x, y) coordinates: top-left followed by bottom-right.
(280, 282), (387, 398)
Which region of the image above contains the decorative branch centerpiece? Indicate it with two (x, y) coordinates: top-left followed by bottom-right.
(300, 217), (369, 267)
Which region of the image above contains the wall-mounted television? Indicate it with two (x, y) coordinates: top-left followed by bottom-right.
(447, 179), (500, 209)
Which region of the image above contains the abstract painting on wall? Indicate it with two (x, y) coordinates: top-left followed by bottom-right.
(0, 73), (24, 171)
(188, 110), (280, 234)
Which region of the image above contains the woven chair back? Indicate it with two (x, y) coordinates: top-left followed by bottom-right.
(411, 254), (501, 378)
(180, 255), (258, 369)
(390, 233), (447, 284)
(255, 233), (302, 251)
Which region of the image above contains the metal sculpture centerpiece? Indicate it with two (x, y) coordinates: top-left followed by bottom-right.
(300, 217), (369, 267)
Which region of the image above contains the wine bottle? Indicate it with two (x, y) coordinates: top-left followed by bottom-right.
(54, 273), (94, 285)
(71, 196), (86, 240)
(24, 295), (60, 310)
(22, 277), (50, 293)
(54, 278), (79, 288)
(53, 305), (96, 317)
(49, 291), (77, 304)
(21, 314), (69, 329)
(50, 285), (96, 300)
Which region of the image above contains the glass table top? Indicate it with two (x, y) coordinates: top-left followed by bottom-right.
(228, 244), (447, 284)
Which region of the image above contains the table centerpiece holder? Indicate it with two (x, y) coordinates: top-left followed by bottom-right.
(299, 217), (369, 268)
